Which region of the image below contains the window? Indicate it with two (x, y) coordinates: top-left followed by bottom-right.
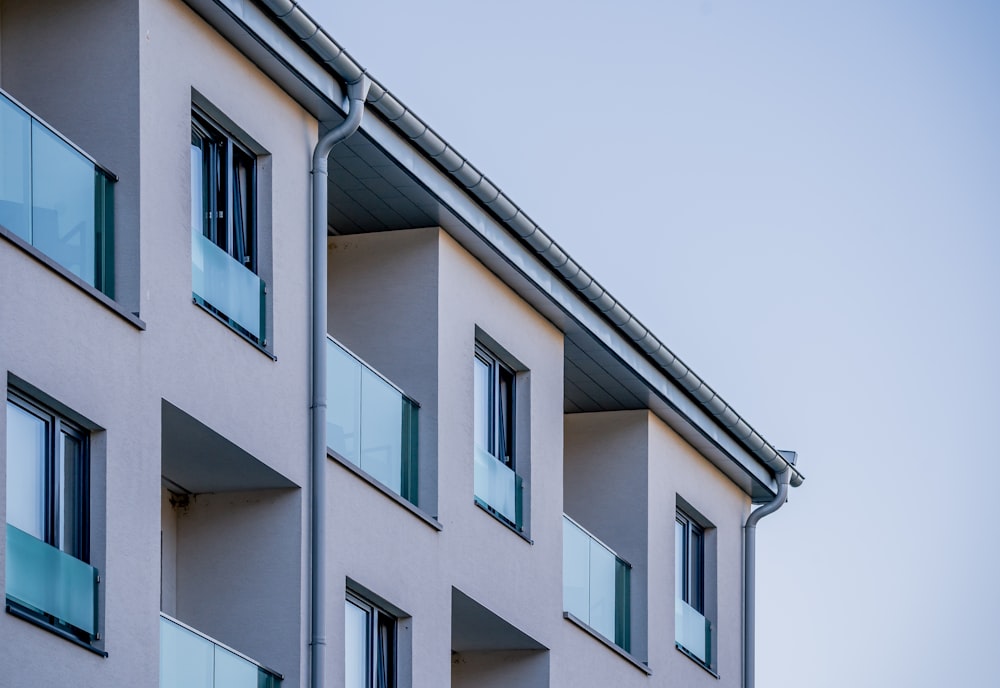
(345, 593), (395, 688)
(190, 107), (267, 344)
(675, 507), (712, 667)
(472, 343), (523, 530)
(473, 344), (514, 468)
(675, 510), (703, 613)
(191, 109), (256, 272)
(5, 389), (98, 643)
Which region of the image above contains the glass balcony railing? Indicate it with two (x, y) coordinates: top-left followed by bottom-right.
(562, 515), (630, 651)
(160, 614), (282, 688)
(473, 447), (523, 530)
(326, 336), (419, 504)
(192, 229), (266, 342)
(0, 90), (115, 296)
(675, 598), (712, 666)
(4, 523), (99, 639)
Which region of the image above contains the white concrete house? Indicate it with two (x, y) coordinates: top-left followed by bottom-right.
(0, 1), (804, 686)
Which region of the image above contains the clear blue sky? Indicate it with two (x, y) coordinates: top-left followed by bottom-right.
(305, 2), (1000, 684)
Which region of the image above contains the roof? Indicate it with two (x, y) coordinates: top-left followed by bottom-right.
(186, 0), (804, 498)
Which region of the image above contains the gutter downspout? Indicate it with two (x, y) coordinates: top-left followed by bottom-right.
(743, 465), (792, 688)
(310, 75), (370, 688)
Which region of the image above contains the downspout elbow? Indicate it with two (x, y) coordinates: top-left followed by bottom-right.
(743, 468), (792, 688)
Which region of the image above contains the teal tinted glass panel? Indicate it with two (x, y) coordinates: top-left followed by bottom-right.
(160, 615), (281, 688)
(192, 229), (266, 340)
(31, 120), (96, 286)
(615, 559), (631, 650)
(5, 523), (98, 635)
(562, 515), (631, 651)
(5, 401), (46, 540)
(327, 340), (361, 464)
(215, 645), (258, 688)
(345, 599), (369, 688)
(675, 598), (711, 665)
(0, 93), (31, 240)
(326, 337), (419, 504)
(473, 446), (522, 528)
(360, 367), (403, 494)
(161, 615), (214, 688)
(588, 536), (617, 641)
(562, 517), (590, 622)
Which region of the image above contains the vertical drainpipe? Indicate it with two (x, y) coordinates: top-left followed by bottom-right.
(311, 75), (370, 688)
(743, 466), (791, 688)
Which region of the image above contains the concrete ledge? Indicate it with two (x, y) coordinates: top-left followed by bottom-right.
(563, 612), (651, 675)
(1, 225), (145, 331)
(329, 451), (442, 531)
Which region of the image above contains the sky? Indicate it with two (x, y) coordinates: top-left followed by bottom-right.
(303, 2), (1000, 685)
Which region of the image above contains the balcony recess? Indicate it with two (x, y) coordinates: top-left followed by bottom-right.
(0, 90), (115, 296)
(562, 515), (631, 651)
(160, 613), (282, 688)
(326, 336), (418, 504)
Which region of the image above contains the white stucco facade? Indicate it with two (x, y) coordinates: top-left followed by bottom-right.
(0, 1), (800, 686)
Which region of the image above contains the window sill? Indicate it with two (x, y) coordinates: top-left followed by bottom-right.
(192, 298), (275, 360)
(6, 602), (107, 657)
(473, 499), (532, 544)
(675, 643), (719, 679)
(329, 451), (442, 532)
(0, 224), (145, 331)
(563, 612), (650, 675)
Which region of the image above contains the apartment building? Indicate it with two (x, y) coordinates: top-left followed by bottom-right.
(0, 1), (804, 687)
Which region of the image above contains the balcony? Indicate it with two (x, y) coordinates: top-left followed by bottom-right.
(562, 515), (630, 651)
(4, 523), (99, 640)
(160, 614), (281, 688)
(675, 598), (712, 666)
(473, 447), (523, 530)
(326, 336), (419, 504)
(191, 229), (266, 343)
(0, 90), (115, 296)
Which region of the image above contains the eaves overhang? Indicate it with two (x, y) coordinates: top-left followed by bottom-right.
(184, 0), (804, 499)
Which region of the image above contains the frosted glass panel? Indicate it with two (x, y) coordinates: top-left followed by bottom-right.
(32, 121), (95, 285)
(360, 367), (403, 493)
(562, 518), (590, 621)
(215, 646), (258, 687)
(161, 615), (214, 688)
(562, 516), (631, 650)
(192, 229), (265, 340)
(473, 446), (522, 528)
(326, 337), (419, 504)
(327, 341), (361, 464)
(0, 94), (30, 240)
(5, 524), (98, 635)
(675, 598), (711, 665)
(0, 91), (113, 293)
(160, 615), (281, 688)
(589, 538), (617, 640)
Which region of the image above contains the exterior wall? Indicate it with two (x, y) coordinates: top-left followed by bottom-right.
(326, 227), (565, 686)
(1, 0), (313, 684)
(564, 410), (651, 663)
(648, 411), (750, 686)
(2, 0), (141, 313)
(0, 2), (775, 688)
(328, 228), (441, 512)
(452, 650), (549, 688)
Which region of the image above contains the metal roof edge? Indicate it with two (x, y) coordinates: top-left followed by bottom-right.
(248, 0), (804, 488)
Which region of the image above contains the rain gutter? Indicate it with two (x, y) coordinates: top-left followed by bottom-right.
(255, 0), (803, 492)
